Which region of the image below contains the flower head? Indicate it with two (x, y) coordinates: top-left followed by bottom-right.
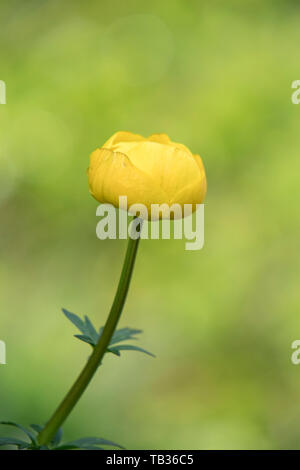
(88, 131), (206, 219)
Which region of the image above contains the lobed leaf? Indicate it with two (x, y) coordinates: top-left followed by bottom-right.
(0, 421), (123, 451)
(109, 327), (143, 345)
(83, 316), (99, 344)
(0, 437), (30, 449)
(51, 427), (63, 447)
(109, 344), (155, 357)
(56, 437), (125, 450)
(74, 334), (96, 346)
(0, 421), (36, 444)
(30, 424), (63, 447)
(63, 309), (155, 359)
(62, 309), (86, 335)
(30, 424), (43, 434)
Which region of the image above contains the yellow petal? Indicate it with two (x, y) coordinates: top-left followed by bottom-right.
(103, 131), (144, 149)
(148, 133), (192, 155)
(147, 133), (171, 144)
(170, 171), (206, 207)
(193, 154), (207, 198)
(88, 148), (168, 214)
(168, 153), (206, 212)
(124, 141), (200, 201)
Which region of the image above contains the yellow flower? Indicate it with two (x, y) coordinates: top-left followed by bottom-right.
(88, 131), (206, 219)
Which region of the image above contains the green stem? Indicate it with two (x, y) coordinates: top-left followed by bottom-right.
(38, 218), (143, 446)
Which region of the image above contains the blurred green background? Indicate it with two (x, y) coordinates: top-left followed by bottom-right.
(1, 0), (300, 450)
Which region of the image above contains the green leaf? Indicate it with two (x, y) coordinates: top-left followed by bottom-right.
(107, 347), (121, 356)
(63, 310), (99, 345)
(77, 446), (105, 450)
(0, 437), (30, 449)
(57, 437), (125, 450)
(30, 424), (43, 434)
(53, 444), (81, 450)
(74, 334), (96, 346)
(0, 421), (36, 444)
(109, 327), (143, 345)
(62, 309), (86, 334)
(63, 310), (154, 359)
(84, 316), (99, 344)
(51, 427), (63, 447)
(30, 424), (63, 447)
(109, 344), (155, 357)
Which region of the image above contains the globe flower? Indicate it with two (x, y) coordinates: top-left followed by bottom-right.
(2, 131), (208, 450)
(88, 131), (206, 219)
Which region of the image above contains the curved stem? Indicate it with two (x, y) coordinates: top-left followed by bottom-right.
(38, 218), (143, 446)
